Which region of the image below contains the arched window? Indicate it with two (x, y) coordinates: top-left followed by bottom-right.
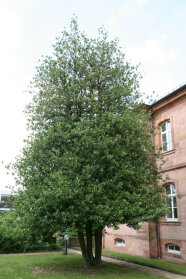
(115, 239), (125, 246)
(165, 184), (178, 221)
(166, 244), (180, 254)
(160, 120), (172, 152)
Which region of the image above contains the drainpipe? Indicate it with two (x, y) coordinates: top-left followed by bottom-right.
(156, 223), (161, 259)
(150, 117), (161, 259)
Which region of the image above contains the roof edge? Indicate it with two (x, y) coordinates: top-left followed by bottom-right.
(150, 83), (186, 108)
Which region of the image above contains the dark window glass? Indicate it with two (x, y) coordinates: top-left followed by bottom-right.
(175, 246), (180, 251)
(174, 208), (178, 219)
(161, 123), (166, 132)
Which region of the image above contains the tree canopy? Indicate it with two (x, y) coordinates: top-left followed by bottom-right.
(13, 18), (166, 267)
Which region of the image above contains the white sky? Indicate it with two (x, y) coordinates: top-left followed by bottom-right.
(0, 0), (185, 192)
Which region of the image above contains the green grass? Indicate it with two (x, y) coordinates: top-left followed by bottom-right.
(102, 249), (186, 275)
(0, 253), (165, 279)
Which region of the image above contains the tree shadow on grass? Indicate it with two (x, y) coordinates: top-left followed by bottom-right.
(30, 254), (163, 279)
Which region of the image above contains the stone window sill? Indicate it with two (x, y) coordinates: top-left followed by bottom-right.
(162, 149), (175, 156)
(161, 221), (181, 226)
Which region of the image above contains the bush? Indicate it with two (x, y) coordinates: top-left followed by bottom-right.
(0, 211), (61, 253)
(0, 227), (22, 253)
(0, 211), (23, 253)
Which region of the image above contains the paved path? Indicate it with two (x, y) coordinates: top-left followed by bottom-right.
(69, 249), (186, 279)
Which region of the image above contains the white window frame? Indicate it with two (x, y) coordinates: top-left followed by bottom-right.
(115, 239), (125, 246)
(160, 120), (172, 152)
(167, 244), (180, 254)
(165, 184), (178, 221)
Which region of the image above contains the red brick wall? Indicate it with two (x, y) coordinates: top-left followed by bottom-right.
(152, 90), (186, 262)
(103, 223), (150, 258)
(148, 222), (158, 259)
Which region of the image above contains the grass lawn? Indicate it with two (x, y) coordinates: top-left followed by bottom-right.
(102, 249), (186, 275)
(0, 253), (165, 279)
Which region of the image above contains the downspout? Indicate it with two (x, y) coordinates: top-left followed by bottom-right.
(102, 229), (105, 249)
(155, 223), (161, 259)
(150, 117), (161, 259)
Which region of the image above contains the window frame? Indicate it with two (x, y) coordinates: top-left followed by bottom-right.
(166, 244), (180, 254)
(114, 238), (125, 247)
(165, 183), (178, 222)
(160, 120), (172, 152)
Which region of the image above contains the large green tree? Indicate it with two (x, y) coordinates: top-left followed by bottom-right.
(13, 18), (166, 267)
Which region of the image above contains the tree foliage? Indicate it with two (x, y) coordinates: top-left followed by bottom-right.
(13, 18), (166, 267)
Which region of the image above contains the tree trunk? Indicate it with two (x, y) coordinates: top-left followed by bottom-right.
(86, 222), (94, 265)
(78, 226), (103, 267)
(78, 230), (91, 267)
(94, 227), (103, 267)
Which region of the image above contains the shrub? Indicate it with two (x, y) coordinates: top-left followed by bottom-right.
(0, 211), (61, 253)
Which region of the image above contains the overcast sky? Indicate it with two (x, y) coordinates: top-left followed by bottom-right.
(0, 0), (185, 192)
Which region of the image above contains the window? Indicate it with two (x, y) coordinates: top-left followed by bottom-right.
(115, 239), (125, 246)
(165, 184), (178, 221)
(160, 120), (172, 152)
(0, 194), (13, 210)
(166, 244), (180, 254)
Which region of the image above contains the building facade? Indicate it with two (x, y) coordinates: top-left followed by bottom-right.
(0, 191), (13, 211)
(103, 84), (186, 262)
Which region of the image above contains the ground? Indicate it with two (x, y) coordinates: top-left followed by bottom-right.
(0, 253), (164, 279)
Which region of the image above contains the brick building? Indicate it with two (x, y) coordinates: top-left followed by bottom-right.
(103, 84), (186, 262)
